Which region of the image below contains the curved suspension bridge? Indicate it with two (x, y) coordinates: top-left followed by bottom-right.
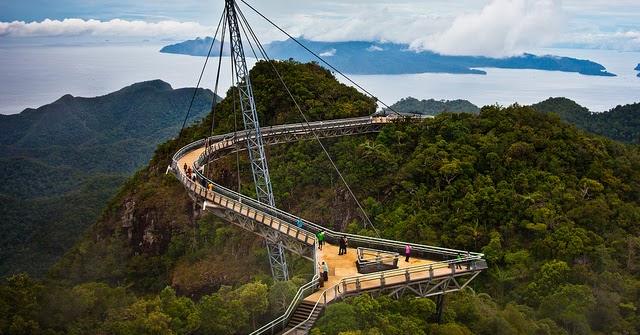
(169, 115), (488, 334)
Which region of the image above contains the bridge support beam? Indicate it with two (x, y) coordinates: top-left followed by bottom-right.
(435, 294), (445, 323)
(267, 242), (289, 281)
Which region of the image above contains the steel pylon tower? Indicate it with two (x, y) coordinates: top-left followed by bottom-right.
(224, 0), (289, 281)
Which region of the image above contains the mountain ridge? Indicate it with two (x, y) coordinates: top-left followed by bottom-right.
(531, 97), (640, 145)
(0, 79), (217, 278)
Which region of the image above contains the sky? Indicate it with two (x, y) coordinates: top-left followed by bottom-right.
(1, 0), (639, 57)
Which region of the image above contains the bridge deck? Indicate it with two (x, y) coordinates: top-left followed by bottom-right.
(307, 243), (437, 302)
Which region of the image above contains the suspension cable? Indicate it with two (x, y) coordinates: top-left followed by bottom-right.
(235, 3), (381, 237)
(239, 0), (400, 115)
(205, 13), (229, 180)
(180, 11), (227, 132)
(210, 17), (228, 137)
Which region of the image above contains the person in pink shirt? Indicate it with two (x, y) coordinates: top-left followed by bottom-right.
(405, 245), (411, 262)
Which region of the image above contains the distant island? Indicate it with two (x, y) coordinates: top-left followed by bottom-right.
(383, 97), (480, 115)
(160, 37), (616, 77)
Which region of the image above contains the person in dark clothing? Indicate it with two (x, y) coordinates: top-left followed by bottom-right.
(339, 236), (347, 255)
(322, 261), (328, 281)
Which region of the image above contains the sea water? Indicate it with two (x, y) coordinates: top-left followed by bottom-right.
(0, 42), (638, 115)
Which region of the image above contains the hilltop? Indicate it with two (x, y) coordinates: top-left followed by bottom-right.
(385, 97), (480, 115)
(0, 80), (216, 278)
(161, 37), (616, 76)
(531, 97), (640, 145)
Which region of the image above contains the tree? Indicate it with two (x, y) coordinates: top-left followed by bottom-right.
(268, 277), (305, 316)
(526, 260), (569, 305)
(160, 286), (200, 334)
(0, 273), (45, 334)
(234, 282), (269, 330)
(539, 284), (596, 335)
(103, 296), (173, 335)
(195, 290), (245, 335)
(315, 303), (359, 335)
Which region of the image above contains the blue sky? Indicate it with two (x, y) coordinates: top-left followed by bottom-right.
(1, 0), (639, 56)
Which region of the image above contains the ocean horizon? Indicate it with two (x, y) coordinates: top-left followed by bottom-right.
(0, 41), (638, 115)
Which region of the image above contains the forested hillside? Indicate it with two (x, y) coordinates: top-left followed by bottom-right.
(0, 80), (215, 278)
(531, 97), (640, 145)
(310, 106), (640, 334)
(1, 60), (639, 334)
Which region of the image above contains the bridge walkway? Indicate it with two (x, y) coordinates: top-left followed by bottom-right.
(170, 116), (486, 335)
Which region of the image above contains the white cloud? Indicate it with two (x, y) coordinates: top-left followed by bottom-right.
(0, 18), (212, 38)
(558, 29), (640, 51)
(319, 48), (336, 57)
(1, 0), (638, 55)
(411, 0), (567, 57)
(297, 7), (448, 44)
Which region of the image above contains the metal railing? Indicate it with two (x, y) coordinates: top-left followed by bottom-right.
(356, 247), (399, 274)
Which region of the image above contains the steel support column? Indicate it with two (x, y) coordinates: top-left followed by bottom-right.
(225, 0), (288, 281)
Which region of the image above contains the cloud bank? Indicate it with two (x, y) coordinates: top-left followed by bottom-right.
(1, 0), (638, 55)
(559, 30), (640, 51)
(0, 18), (211, 38)
(278, 0), (568, 57)
(414, 0), (567, 57)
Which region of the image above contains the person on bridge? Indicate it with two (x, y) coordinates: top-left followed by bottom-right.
(297, 219), (303, 229)
(339, 235), (348, 255)
(405, 245), (411, 262)
(322, 261), (329, 281)
(183, 163), (187, 172)
(317, 231), (324, 250)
